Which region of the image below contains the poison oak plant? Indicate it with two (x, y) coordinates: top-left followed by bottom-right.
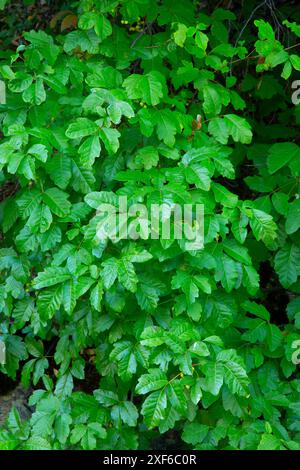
(0, 0), (300, 450)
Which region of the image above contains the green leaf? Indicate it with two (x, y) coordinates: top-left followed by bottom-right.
(267, 143), (300, 174)
(212, 183), (238, 208)
(46, 155), (72, 190)
(99, 127), (120, 154)
(30, 396), (60, 436)
(78, 12), (98, 30)
(286, 199), (300, 234)
(24, 30), (60, 65)
(141, 390), (167, 429)
(217, 350), (249, 396)
(1, 0), (300, 452)
(208, 117), (229, 144)
(23, 78), (46, 105)
(16, 188), (42, 218)
(55, 372), (73, 397)
(111, 401), (138, 427)
(190, 378), (203, 405)
(185, 163), (211, 191)
(202, 362), (224, 395)
(78, 136), (101, 166)
(55, 414), (72, 445)
(94, 15), (112, 40)
(110, 341), (137, 379)
(250, 209), (277, 245)
(195, 31), (209, 51)
(42, 75), (67, 94)
(155, 109), (178, 147)
(90, 280), (103, 312)
(136, 369), (168, 395)
(173, 24), (187, 47)
(215, 253), (239, 292)
(27, 204), (52, 233)
(230, 209), (248, 244)
(290, 54), (300, 71)
(37, 285), (64, 319)
(167, 381), (187, 414)
(222, 238), (251, 265)
(62, 278), (77, 314)
(274, 243), (300, 288)
(66, 118), (99, 139)
(182, 422), (209, 445)
(0, 1), (9, 10)
(78, 12), (112, 41)
(64, 30), (100, 54)
(117, 258), (138, 293)
(242, 300), (270, 321)
(190, 341), (210, 357)
(135, 146), (159, 170)
(203, 84), (222, 116)
(71, 158), (95, 193)
(28, 144), (48, 162)
(267, 324), (282, 352)
(101, 258), (118, 289)
(258, 434), (281, 450)
(23, 437), (52, 450)
(43, 188), (71, 218)
(34, 267), (70, 289)
(123, 72), (164, 106)
(224, 114), (252, 144)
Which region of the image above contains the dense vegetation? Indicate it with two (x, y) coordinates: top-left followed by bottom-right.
(0, 0), (300, 450)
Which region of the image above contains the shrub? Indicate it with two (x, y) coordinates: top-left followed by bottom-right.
(0, 0), (300, 450)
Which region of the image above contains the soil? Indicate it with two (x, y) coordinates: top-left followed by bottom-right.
(0, 374), (32, 426)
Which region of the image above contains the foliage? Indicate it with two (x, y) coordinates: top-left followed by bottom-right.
(0, 0), (300, 450)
